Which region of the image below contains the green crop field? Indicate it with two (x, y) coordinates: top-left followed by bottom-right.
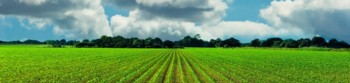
(0, 45), (350, 82)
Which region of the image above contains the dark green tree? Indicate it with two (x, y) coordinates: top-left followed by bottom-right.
(23, 39), (41, 44)
(153, 37), (163, 48)
(130, 38), (144, 48)
(180, 36), (192, 47)
(222, 37), (241, 47)
(46, 40), (63, 48)
(97, 35), (113, 47)
(46, 40), (55, 47)
(337, 41), (350, 48)
(311, 37), (327, 47)
(208, 38), (222, 47)
(163, 40), (175, 48)
(214, 38), (222, 47)
(179, 34), (205, 47)
(327, 39), (350, 48)
(59, 39), (66, 45)
(207, 39), (216, 47)
(251, 39), (260, 47)
(297, 38), (311, 48)
(280, 39), (298, 48)
(144, 38), (155, 48)
(112, 36), (127, 48)
(66, 40), (77, 45)
(327, 38), (339, 48)
(265, 38), (283, 47)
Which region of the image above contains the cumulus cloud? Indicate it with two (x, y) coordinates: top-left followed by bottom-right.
(110, 9), (214, 40)
(108, 0), (305, 41)
(0, 0), (112, 38)
(108, 0), (228, 40)
(202, 21), (305, 41)
(261, 0), (350, 42)
(17, 0), (47, 6)
(110, 9), (303, 41)
(107, 0), (227, 23)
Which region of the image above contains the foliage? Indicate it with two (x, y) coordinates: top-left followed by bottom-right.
(179, 34), (205, 47)
(279, 39), (298, 48)
(311, 37), (327, 47)
(265, 37), (283, 47)
(251, 39), (260, 47)
(297, 38), (312, 48)
(221, 37), (241, 47)
(163, 40), (175, 48)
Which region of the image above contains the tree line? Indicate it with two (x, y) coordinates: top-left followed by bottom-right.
(0, 34), (349, 48)
(0, 39), (78, 47)
(73, 34), (243, 48)
(249, 37), (350, 48)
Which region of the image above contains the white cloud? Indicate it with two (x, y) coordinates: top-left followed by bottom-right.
(15, 17), (49, 30)
(107, 0), (227, 23)
(17, 0), (47, 6)
(0, 0), (112, 39)
(205, 21), (277, 38)
(108, 0), (225, 40)
(202, 21), (306, 41)
(110, 10), (304, 41)
(261, 0), (350, 42)
(108, 0), (308, 41)
(53, 6), (112, 38)
(0, 15), (12, 28)
(108, 0), (307, 41)
(110, 10), (213, 41)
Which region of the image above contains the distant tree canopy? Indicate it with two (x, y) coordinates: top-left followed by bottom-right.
(251, 39), (260, 47)
(263, 38), (283, 47)
(297, 38), (312, 48)
(248, 37), (350, 48)
(163, 40), (175, 48)
(280, 39), (298, 48)
(0, 35), (349, 48)
(180, 34), (205, 47)
(312, 37), (327, 47)
(70, 34), (240, 48)
(46, 39), (78, 48)
(221, 38), (241, 48)
(208, 38), (222, 47)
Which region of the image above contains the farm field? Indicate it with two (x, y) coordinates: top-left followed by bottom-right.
(0, 45), (350, 82)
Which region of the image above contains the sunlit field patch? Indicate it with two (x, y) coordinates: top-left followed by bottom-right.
(0, 46), (349, 82)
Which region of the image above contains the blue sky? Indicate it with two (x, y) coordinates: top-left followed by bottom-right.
(0, 17), (59, 41)
(224, 0), (270, 22)
(0, 0), (350, 43)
